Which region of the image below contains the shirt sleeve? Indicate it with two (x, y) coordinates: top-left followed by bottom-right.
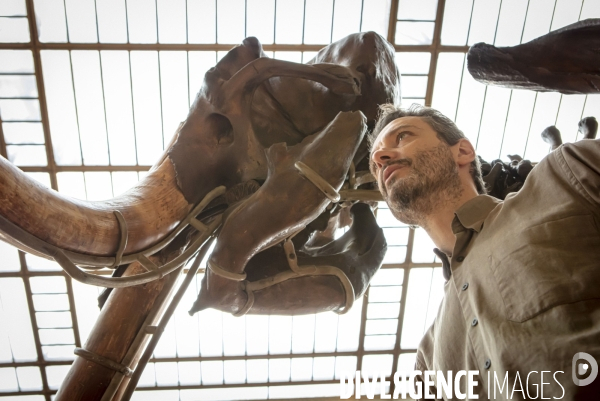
(558, 139), (600, 210)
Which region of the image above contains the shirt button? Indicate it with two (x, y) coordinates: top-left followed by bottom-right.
(471, 318), (478, 327)
(462, 282), (469, 291)
(484, 359), (491, 369)
(456, 256), (465, 262)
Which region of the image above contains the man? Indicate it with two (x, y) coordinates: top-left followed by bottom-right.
(369, 104), (600, 400)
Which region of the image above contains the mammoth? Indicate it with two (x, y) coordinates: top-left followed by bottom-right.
(0, 31), (399, 317)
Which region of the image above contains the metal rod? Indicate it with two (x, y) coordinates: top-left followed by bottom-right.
(121, 236), (216, 400)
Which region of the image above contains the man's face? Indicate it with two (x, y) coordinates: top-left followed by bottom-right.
(370, 116), (462, 225)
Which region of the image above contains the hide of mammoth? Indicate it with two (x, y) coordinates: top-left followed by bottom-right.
(0, 32), (399, 316)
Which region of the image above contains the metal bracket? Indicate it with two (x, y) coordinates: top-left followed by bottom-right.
(74, 347), (133, 377)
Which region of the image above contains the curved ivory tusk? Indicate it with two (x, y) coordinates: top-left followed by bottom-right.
(0, 156), (192, 257)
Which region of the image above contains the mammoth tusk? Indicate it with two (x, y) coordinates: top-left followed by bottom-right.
(0, 156), (193, 258)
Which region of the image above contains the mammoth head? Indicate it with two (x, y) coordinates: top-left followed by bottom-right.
(0, 32), (398, 314)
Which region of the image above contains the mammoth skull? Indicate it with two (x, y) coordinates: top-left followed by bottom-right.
(0, 32), (400, 316)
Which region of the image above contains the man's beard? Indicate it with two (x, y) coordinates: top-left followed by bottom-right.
(382, 143), (463, 227)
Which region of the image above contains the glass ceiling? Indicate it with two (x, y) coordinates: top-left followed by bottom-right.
(1, 0), (599, 399)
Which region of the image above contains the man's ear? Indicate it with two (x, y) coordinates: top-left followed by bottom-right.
(456, 139), (476, 167)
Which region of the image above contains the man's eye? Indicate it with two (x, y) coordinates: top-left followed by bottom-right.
(396, 131), (409, 143)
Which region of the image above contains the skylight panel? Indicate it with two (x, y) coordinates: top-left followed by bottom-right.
(222, 313), (246, 356)
(431, 52), (464, 120)
(126, 0), (158, 44)
(290, 357), (313, 381)
(100, 51), (137, 166)
(3, 122), (44, 144)
(401, 76), (427, 100)
(0, 367), (19, 392)
(334, 356), (357, 380)
(395, 52), (431, 75)
(303, 0), (334, 44)
(400, 268), (440, 349)
(361, 0), (390, 38)
(64, 0), (98, 43)
(361, 354), (393, 376)
(217, 0), (245, 44)
(0, 240), (20, 272)
(555, 95), (586, 144)
(314, 356), (337, 380)
(16, 366), (43, 391)
(268, 315), (292, 354)
(71, 50), (110, 165)
(493, 0), (529, 47)
(580, 0), (600, 18)
(201, 360), (224, 385)
(246, 0), (275, 44)
(155, 361), (179, 386)
(198, 307), (224, 357)
(246, 314), (269, 355)
(0, 98), (40, 120)
(290, 315), (315, 354)
(269, 383), (340, 399)
(411, 228), (436, 263)
(45, 365), (70, 390)
(6, 144), (46, 166)
(476, 86), (512, 161)
(159, 51), (190, 148)
(466, 0), (501, 45)
(26, 253), (61, 271)
(268, 358), (291, 382)
(0, 0), (26, 16)
(551, 0), (583, 31)
(396, 352), (417, 373)
(130, 51), (164, 164)
(25, 172), (51, 188)
(0, 17), (29, 43)
(30, 276), (66, 293)
(56, 172), (87, 199)
(36, 311), (72, 329)
(0, 278), (37, 361)
(275, 0), (304, 44)
(157, 0), (187, 44)
(335, 296), (362, 352)
(224, 359), (246, 384)
(521, 0), (556, 43)
(178, 361), (201, 385)
(112, 171), (140, 196)
(96, 0), (128, 43)
(500, 90), (537, 159)
(524, 92), (561, 161)
(440, 0), (473, 46)
(313, 313), (338, 353)
(33, 0), (68, 42)
(154, 318), (178, 358)
(395, 22), (434, 45)
(455, 62), (486, 145)
(273, 51), (302, 63)
(40, 50), (82, 165)
(138, 362), (156, 387)
(187, 0), (217, 44)
(84, 171), (113, 200)
(246, 359), (269, 383)
(331, 0), (362, 43)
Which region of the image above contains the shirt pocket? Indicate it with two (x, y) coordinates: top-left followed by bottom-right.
(489, 214), (600, 323)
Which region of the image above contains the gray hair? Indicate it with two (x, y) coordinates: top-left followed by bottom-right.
(369, 104), (486, 195)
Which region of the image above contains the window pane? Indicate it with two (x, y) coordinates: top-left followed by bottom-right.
(3, 122), (44, 144)
(275, 0), (304, 44)
(6, 145), (47, 166)
(441, 0), (473, 46)
(395, 21), (434, 45)
(217, 0), (245, 44)
(157, 0), (186, 43)
(331, 0), (361, 43)
(127, 0), (158, 43)
(397, 0), (438, 20)
(64, 0), (98, 43)
(0, 50), (34, 72)
(33, 0), (68, 42)
(188, 0), (216, 44)
(0, 17), (30, 42)
(0, 99), (41, 120)
(304, 0), (333, 44)
(97, 0), (128, 43)
(360, 0), (390, 37)
(0, 75), (37, 97)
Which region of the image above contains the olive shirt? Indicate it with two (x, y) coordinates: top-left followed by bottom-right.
(415, 139), (600, 400)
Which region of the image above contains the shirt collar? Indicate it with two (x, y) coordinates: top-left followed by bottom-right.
(452, 195), (502, 234)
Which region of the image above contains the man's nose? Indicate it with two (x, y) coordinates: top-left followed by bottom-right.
(371, 147), (399, 170)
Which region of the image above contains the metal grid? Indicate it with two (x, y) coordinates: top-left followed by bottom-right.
(1, 0), (597, 399)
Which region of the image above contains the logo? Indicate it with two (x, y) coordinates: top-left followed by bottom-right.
(572, 352), (598, 386)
